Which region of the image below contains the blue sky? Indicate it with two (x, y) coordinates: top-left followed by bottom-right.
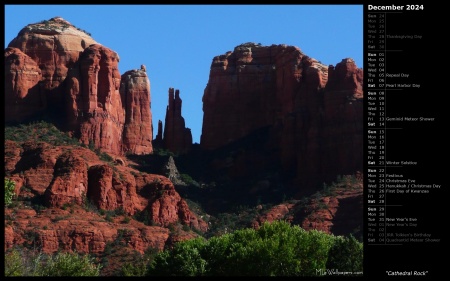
(5, 4), (363, 144)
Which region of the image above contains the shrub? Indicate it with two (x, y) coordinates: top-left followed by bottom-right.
(180, 173), (195, 185)
(119, 261), (148, 276)
(122, 216), (131, 224)
(34, 251), (101, 276)
(98, 151), (114, 163)
(4, 248), (24, 276)
(5, 121), (80, 146)
(326, 234), (363, 273)
(5, 248), (101, 276)
(5, 178), (16, 207)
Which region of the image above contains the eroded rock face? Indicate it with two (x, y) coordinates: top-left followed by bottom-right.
(201, 43), (363, 189)
(4, 207), (170, 255)
(4, 140), (208, 256)
(4, 47), (43, 123)
(9, 141), (62, 195)
(87, 164), (140, 215)
(120, 67), (153, 155)
(6, 17), (98, 121)
(44, 152), (88, 207)
(163, 88), (192, 154)
(135, 174), (207, 232)
(252, 174), (363, 237)
(5, 17), (153, 156)
(65, 44), (125, 155)
(201, 43), (306, 150)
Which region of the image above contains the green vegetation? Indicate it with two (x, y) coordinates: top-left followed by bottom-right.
(147, 220), (363, 276)
(326, 234), (363, 273)
(37, 18), (92, 36)
(153, 148), (175, 157)
(119, 261), (148, 276)
(4, 178), (16, 207)
(5, 248), (101, 276)
(180, 173), (195, 185)
(97, 150), (114, 163)
(4, 248), (24, 276)
(34, 251), (101, 276)
(149, 238), (207, 276)
(132, 209), (151, 226)
(5, 120), (80, 146)
(117, 246), (159, 276)
(4, 221), (362, 276)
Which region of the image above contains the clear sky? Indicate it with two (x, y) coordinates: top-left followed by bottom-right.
(4, 4), (363, 144)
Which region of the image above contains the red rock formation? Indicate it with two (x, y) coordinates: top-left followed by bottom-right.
(201, 43), (363, 189)
(4, 47), (43, 123)
(5, 137), (207, 230)
(4, 139), (208, 256)
(155, 120), (163, 143)
(135, 174), (208, 232)
(65, 44), (125, 155)
(4, 140), (24, 176)
(4, 206), (170, 255)
(4, 225), (15, 250)
(6, 17), (98, 121)
(120, 66), (153, 155)
(163, 88), (192, 154)
(201, 43), (302, 150)
(87, 164), (140, 215)
(289, 58), (363, 189)
(300, 186), (363, 235)
(252, 174), (363, 236)
(44, 152), (88, 207)
(9, 142), (61, 196)
(251, 203), (296, 229)
(313, 58), (363, 186)
(5, 17), (154, 157)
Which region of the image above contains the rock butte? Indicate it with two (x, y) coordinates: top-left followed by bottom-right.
(201, 42), (363, 190)
(5, 17), (153, 156)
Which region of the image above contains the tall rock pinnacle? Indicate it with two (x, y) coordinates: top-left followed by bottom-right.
(163, 88), (192, 154)
(120, 66), (153, 155)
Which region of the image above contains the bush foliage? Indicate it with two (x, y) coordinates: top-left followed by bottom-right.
(4, 248), (101, 276)
(147, 220), (363, 276)
(4, 178), (16, 207)
(5, 120), (80, 146)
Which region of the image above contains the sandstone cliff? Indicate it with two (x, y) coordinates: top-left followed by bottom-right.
(4, 47), (43, 122)
(201, 43), (363, 190)
(120, 66), (153, 155)
(6, 17), (98, 123)
(5, 17), (153, 156)
(65, 44), (125, 155)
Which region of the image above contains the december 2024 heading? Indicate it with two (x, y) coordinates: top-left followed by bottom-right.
(367, 4), (424, 11)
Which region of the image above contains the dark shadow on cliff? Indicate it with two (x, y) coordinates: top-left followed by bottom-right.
(130, 126), (297, 215)
(330, 195), (363, 241)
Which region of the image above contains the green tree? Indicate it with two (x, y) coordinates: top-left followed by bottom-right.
(119, 261), (148, 276)
(147, 221), (352, 276)
(148, 237), (207, 276)
(4, 178), (16, 207)
(326, 234), (363, 273)
(34, 251), (101, 276)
